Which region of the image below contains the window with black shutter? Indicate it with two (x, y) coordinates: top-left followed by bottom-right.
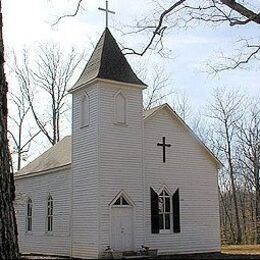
(159, 190), (171, 231)
(150, 188), (159, 234)
(172, 189), (181, 233)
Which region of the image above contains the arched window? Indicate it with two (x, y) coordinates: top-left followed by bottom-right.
(114, 90), (127, 125)
(150, 187), (180, 234)
(159, 189), (171, 231)
(27, 198), (33, 232)
(47, 195), (53, 232)
(80, 93), (90, 127)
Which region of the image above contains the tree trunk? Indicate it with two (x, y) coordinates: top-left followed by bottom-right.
(225, 119), (242, 244)
(256, 162), (260, 244)
(0, 1), (20, 258)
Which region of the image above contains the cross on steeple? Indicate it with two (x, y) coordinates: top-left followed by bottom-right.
(98, 0), (115, 28)
(157, 137), (171, 163)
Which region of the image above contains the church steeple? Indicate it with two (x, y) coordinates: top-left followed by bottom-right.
(70, 28), (146, 91)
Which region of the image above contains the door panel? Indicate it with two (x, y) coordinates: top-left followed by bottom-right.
(111, 207), (134, 251)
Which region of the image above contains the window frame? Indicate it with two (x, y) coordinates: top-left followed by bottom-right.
(46, 194), (54, 233)
(158, 189), (172, 233)
(80, 92), (90, 128)
(110, 191), (134, 208)
(114, 90), (128, 126)
(26, 198), (33, 233)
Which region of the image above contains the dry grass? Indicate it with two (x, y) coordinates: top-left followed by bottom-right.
(222, 245), (260, 255)
(23, 246), (260, 259)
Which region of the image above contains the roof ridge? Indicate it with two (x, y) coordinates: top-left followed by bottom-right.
(97, 28), (107, 78)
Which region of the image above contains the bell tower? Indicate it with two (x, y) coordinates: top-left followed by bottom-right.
(69, 28), (147, 258)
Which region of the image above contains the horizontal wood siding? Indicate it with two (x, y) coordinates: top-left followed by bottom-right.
(144, 108), (220, 254)
(15, 169), (71, 256)
(71, 84), (99, 258)
(98, 82), (145, 253)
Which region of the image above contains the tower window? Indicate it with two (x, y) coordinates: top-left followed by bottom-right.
(114, 90), (127, 125)
(80, 93), (90, 127)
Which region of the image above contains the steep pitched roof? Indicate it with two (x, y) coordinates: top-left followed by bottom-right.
(70, 28), (146, 91)
(16, 136), (71, 176)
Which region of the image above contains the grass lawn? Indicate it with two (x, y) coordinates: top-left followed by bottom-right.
(222, 245), (260, 255)
(157, 245), (260, 259)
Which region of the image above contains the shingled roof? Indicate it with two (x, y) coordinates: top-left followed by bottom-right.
(70, 28), (146, 91)
(16, 136), (71, 176)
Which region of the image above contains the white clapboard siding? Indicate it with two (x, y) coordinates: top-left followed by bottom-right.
(97, 81), (145, 254)
(71, 83), (99, 259)
(15, 168), (71, 256)
(143, 107), (221, 254)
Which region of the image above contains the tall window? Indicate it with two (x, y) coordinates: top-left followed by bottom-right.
(27, 198), (33, 232)
(159, 190), (171, 231)
(151, 187), (181, 234)
(47, 195), (53, 232)
(80, 93), (90, 127)
(115, 91), (127, 124)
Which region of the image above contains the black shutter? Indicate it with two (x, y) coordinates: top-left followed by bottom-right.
(172, 188), (181, 233)
(150, 187), (159, 234)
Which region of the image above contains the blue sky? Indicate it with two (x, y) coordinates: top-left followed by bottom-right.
(3, 0), (260, 166)
(4, 0), (259, 112)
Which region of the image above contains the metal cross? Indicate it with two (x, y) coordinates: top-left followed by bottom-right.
(98, 0), (115, 28)
(157, 137), (171, 163)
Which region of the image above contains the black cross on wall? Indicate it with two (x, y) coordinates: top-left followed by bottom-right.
(157, 137), (171, 163)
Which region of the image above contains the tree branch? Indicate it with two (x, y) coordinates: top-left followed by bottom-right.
(52, 0), (85, 26)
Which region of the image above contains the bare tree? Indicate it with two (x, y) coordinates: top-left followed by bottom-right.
(121, 1), (260, 65)
(8, 86), (41, 171)
(142, 66), (173, 110)
(52, 1), (260, 71)
(0, 0), (20, 258)
(207, 87), (245, 244)
(236, 98), (260, 243)
(172, 91), (192, 121)
(12, 44), (83, 146)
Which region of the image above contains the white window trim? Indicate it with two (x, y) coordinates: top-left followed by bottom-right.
(26, 197), (33, 234)
(80, 92), (90, 128)
(109, 190), (135, 207)
(46, 194), (54, 234)
(114, 89), (128, 126)
(158, 188), (172, 233)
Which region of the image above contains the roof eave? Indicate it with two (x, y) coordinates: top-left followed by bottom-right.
(68, 77), (147, 94)
(15, 163), (71, 180)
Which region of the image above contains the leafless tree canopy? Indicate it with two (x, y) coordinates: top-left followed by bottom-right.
(122, 1), (260, 66)
(53, 1), (260, 72)
(142, 66), (173, 110)
(11, 44), (84, 146)
(8, 83), (41, 171)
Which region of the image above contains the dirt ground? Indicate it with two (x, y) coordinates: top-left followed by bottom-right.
(22, 245), (260, 259)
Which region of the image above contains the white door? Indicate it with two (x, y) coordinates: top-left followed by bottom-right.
(111, 207), (134, 251)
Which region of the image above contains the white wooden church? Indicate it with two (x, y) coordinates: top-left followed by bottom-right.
(15, 27), (221, 259)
